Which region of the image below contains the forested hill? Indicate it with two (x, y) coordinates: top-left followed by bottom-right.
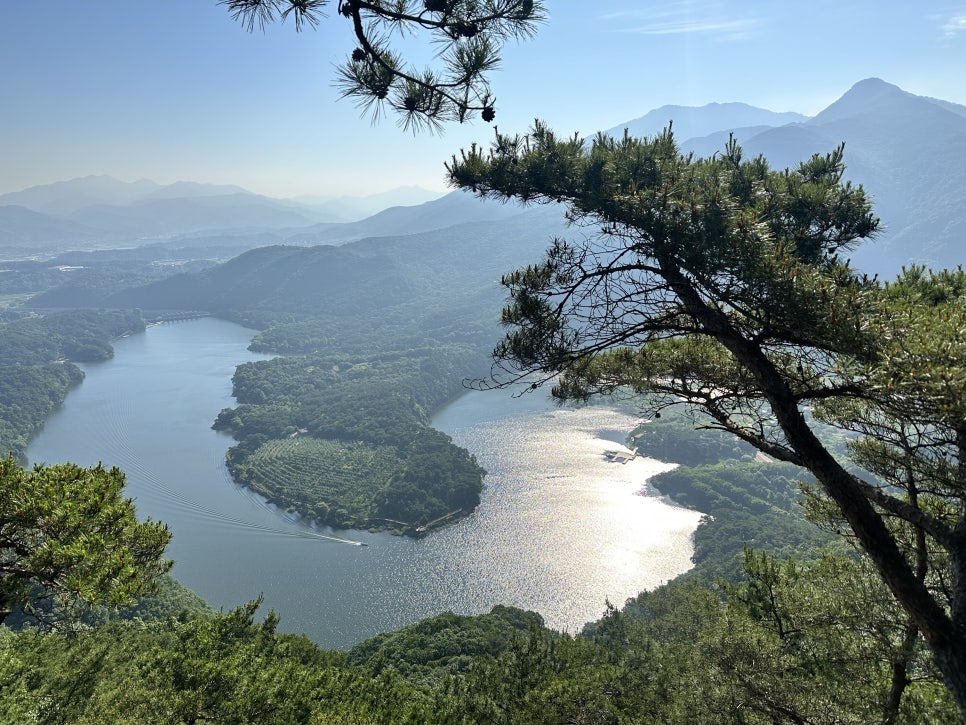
(0, 309), (145, 459)
(101, 243), (413, 318)
(84, 203), (569, 338)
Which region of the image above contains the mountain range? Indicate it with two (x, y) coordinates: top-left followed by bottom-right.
(609, 79), (965, 275)
(0, 178), (446, 255)
(64, 204), (572, 349)
(691, 79), (965, 274)
(3, 78), (964, 277)
(605, 102), (809, 142)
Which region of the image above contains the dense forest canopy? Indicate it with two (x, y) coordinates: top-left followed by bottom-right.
(214, 345), (487, 531)
(1, 549), (956, 723)
(0, 458), (171, 628)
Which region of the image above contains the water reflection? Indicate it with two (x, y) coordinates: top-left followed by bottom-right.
(424, 392), (703, 630)
(27, 319), (701, 647)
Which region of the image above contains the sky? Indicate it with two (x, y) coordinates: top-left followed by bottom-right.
(2, 1), (965, 199)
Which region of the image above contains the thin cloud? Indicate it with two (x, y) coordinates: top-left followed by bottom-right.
(600, 3), (763, 41)
(941, 13), (966, 39)
(625, 17), (761, 37)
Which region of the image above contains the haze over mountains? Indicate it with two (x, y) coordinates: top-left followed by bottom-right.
(32, 203), (570, 335)
(0, 179), (447, 255)
(3, 78), (964, 278)
(690, 79), (965, 274)
(608, 78), (966, 275)
(604, 102), (810, 143)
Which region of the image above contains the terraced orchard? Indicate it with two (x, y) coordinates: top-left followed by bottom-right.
(238, 437), (401, 529)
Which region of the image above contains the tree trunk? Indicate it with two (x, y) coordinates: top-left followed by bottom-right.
(882, 621), (917, 724)
(658, 249), (966, 715)
(930, 638), (966, 722)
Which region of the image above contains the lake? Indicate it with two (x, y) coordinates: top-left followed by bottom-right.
(27, 317), (701, 648)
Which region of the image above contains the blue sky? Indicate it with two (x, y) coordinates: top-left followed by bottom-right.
(2, 1), (965, 199)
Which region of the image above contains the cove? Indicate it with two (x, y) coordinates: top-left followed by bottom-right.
(26, 318), (701, 648)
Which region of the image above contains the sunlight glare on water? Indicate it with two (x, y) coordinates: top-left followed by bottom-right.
(427, 393), (703, 630)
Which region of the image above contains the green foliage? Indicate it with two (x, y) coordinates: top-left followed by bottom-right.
(448, 122), (966, 712)
(23, 258), (200, 308)
(582, 552), (957, 724)
(0, 458), (172, 627)
(689, 510), (827, 582)
(2, 573), (212, 630)
(633, 414), (754, 467)
(99, 573), (212, 624)
(0, 363), (84, 460)
(0, 309), (144, 365)
(216, 346), (486, 532)
(0, 309), (145, 458)
(695, 550), (956, 723)
(377, 427), (485, 525)
(223, 0), (545, 131)
(0, 254), (206, 309)
(653, 460), (801, 516)
(628, 405), (833, 580)
(0, 602), (437, 724)
(0, 263), (70, 301)
(347, 605), (545, 684)
(236, 437), (401, 527)
(0, 551), (956, 723)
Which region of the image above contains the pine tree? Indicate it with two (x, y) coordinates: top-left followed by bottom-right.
(0, 458), (171, 627)
(221, 0), (545, 130)
(447, 123), (966, 716)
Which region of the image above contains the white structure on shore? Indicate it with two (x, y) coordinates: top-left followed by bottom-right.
(604, 447), (638, 464)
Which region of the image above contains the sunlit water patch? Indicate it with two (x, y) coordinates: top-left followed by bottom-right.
(423, 390), (703, 630)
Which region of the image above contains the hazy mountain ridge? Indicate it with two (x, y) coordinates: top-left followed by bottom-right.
(733, 79), (966, 274)
(291, 186), (446, 221)
(66, 193), (325, 238)
(0, 205), (101, 249)
(0, 178), (449, 254)
(61, 205), (570, 335)
(633, 78), (966, 275)
(115, 243), (410, 315)
(605, 102), (809, 143)
(5, 78), (964, 277)
(925, 96), (966, 120)
(0, 175), (161, 215)
(281, 191), (529, 246)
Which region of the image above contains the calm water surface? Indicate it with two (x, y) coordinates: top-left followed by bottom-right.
(27, 318), (701, 648)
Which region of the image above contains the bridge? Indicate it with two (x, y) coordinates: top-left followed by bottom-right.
(143, 310), (211, 323)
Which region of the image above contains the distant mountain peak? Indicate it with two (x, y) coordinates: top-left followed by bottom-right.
(810, 78), (917, 125)
(146, 181), (253, 200)
(604, 102), (808, 143)
(0, 176), (161, 216)
(600, 79), (966, 278)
